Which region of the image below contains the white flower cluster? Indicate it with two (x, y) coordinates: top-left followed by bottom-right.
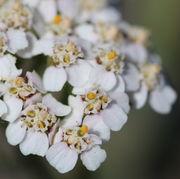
(0, 0), (177, 174)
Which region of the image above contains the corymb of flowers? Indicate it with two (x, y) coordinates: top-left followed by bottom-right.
(0, 0), (177, 174)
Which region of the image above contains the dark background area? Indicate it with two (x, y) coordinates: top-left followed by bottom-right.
(0, 0), (180, 178)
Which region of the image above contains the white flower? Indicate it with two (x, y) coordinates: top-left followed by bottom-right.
(86, 42), (127, 91)
(133, 62), (177, 114)
(1, 71), (45, 122)
(0, 0), (40, 57)
(38, 38), (92, 91)
(58, 0), (117, 23)
(0, 28), (28, 55)
(62, 95), (111, 141)
(24, 0), (73, 38)
(5, 94), (71, 156)
(71, 79), (130, 132)
(46, 123), (106, 173)
(0, 0), (33, 30)
(75, 21), (123, 44)
(120, 22), (150, 45)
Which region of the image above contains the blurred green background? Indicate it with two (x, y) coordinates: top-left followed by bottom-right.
(0, 0), (180, 178)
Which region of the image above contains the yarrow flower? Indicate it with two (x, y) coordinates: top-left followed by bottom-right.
(46, 124), (106, 173)
(0, 0), (177, 174)
(6, 94), (71, 156)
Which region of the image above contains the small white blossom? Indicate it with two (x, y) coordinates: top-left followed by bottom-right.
(133, 62), (177, 114)
(5, 94), (71, 156)
(71, 80), (130, 132)
(1, 71), (45, 122)
(36, 37), (92, 91)
(46, 119), (106, 173)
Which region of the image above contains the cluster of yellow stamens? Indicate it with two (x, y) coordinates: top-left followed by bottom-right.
(127, 26), (150, 45)
(8, 77), (36, 100)
(141, 63), (161, 90)
(0, 33), (7, 55)
(53, 41), (84, 68)
(97, 22), (123, 42)
(0, 0), (32, 30)
(62, 125), (92, 153)
(49, 15), (73, 36)
(82, 88), (111, 114)
(21, 103), (57, 133)
(95, 48), (124, 74)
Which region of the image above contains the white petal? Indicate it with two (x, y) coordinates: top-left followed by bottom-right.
(123, 63), (140, 91)
(133, 84), (148, 109)
(61, 95), (84, 128)
(26, 71), (46, 93)
(46, 142), (78, 173)
(7, 29), (28, 53)
(20, 131), (49, 156)
(83, 115), (110, 141)
(58, 0), (80, 18)
(2, 97), (23, 122)
(92, 7), (121, 24)
(50, 124), (63, 144)
(67, 60), (92, 87)
(109, 91), (130, 114)
(101, 103), (128, 131)
(68, 95), (85, 110)
(72, 82), (94, 95)
(75, 24), (98, 43)
(0, 55), (21, 80)
(89, 135), (102, 146)
(33, 39), (54, 56)
(23, 0), (39, 7)
(62, 108), (83, 128)
(99, 72), (117, 91)
(149, 85), (177, 114)
(115, 75), (125, 92)
(0, 99), (7, 117)
(38, 0), (57, 23)
(18, 32), (37, 59)
(0, 57), (12, 79)
(24, 93), (43, 107)
(43, 66), (67, 92)
(7, 55), (22, 79)
(89, 63), (117, 91)
(81, 145), (106, 171)
(6, 120), (26, 146)
(123, 43), (147, 64)
(42, 94), (71, 116)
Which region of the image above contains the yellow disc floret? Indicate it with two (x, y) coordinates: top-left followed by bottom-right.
(81, 125), (88, 134)
(108, 51), (117, 60)
(54, 15), (61, 24)
(87, 92), (96, 100)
